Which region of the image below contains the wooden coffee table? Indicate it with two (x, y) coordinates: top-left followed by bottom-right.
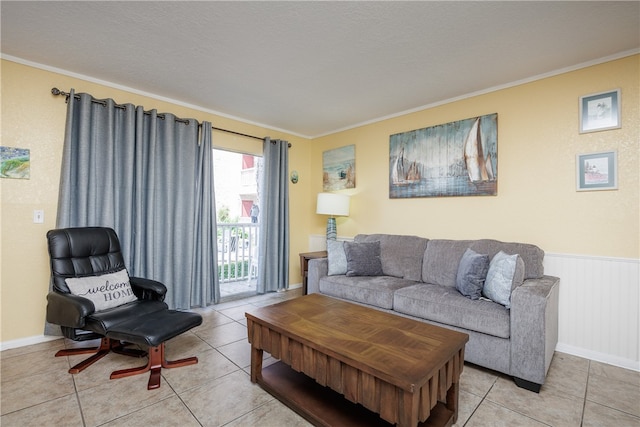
(246, 294), (468, 427)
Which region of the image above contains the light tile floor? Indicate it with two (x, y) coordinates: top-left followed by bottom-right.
(2, 288), (639, 426)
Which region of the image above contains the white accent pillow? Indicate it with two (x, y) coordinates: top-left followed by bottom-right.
(483, 251), (524, 309)
(66, 269), (137, 311)
(327, 240), (347, 276)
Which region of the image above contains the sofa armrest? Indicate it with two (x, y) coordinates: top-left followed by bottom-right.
(510, 275), (560, 385)
(307, 258), (328, 294)
(46, 292), (95, 328)
(130, 276), (167, 301)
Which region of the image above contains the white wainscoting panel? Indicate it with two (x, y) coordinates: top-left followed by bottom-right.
(309, 234), (327, 252)
(308, 234), (354, 252)
(544, 253), (639, 371)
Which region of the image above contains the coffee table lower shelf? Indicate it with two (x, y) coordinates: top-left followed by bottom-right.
(259, 361), (454, 427)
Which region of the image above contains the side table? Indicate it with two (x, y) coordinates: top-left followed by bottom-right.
(299, 251), (327, 295)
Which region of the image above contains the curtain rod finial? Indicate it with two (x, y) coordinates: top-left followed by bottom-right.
(51, 87), (70, 96)
(51, 87), (69, 97)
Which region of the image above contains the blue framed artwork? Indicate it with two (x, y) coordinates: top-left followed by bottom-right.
(1, 146), (30, 179)
(389, 113), (497, 198)
(576, 151), (617, 191)
(323, 145), (355, 191)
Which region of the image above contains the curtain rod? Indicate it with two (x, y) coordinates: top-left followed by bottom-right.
(52, 87), (290, 147)
(211, 126), (263, 141)
(210, 126), (291, 147)
(51, 87), (190, 124)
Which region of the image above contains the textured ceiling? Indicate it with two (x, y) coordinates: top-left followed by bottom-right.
(1, 1), (638, 138)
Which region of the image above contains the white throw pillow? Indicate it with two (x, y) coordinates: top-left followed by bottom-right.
(327, 240), (347, 276)
(483, 251), (523, 309)
(66, 269), (137, 311)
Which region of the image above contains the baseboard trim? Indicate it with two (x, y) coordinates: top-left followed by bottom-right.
(0, 334), (62, 352)
(556, 343), (640, 372)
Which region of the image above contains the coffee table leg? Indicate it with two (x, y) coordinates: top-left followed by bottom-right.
(250, 345), (263, 383)
(446, 381), (459, 423)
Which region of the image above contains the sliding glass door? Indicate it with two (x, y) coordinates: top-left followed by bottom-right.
(213, 149), (263, 300)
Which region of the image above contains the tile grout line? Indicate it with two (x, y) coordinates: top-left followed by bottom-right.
(579, 359), (590, 426)
(71, 365), (89, 427)
(460, 371), (496, 426)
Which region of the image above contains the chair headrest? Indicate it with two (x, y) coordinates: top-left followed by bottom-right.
(47, 227), (126, 293)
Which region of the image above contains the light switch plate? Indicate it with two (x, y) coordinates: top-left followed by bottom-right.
(33, 209), (44, 223)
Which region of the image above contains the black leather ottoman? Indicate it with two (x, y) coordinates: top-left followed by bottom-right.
(107, 310), (203, 389)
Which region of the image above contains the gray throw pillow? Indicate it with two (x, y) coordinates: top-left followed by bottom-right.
(455, 248), (490, 300)
(483, 251), (525, 308)
(344, 241), (384, 277)
(65, 269), (137, 311)
(327, 239), (347, 275)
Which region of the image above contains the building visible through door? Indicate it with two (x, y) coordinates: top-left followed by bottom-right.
(213, 149), (262, 300)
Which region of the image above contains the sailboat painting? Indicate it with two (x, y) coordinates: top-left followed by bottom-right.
(389, 113), (497, 198)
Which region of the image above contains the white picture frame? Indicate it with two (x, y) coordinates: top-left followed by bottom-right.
(579, 89), (621, 133)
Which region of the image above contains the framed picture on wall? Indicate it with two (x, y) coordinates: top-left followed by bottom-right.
(576, 151), (617, 191)
(389, 113), (498, 198)
(579, 89), (621, 133)
(1, 146), (30, 179)
(323, 145), (355, 191)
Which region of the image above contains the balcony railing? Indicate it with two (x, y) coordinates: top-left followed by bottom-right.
(217, 222), (259, 287)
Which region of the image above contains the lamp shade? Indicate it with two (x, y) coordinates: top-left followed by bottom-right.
(316, 193), (350, 217)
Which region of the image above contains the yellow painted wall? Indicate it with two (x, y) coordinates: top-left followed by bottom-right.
(311, 55), (639, 259)
(1, 55), (638, 345)
(0, 59), (311, 343)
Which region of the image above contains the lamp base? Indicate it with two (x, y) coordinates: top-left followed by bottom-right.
(326, 217), (337, 241)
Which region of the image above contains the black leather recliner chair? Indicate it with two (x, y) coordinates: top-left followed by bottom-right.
(46, 227), (203, 389)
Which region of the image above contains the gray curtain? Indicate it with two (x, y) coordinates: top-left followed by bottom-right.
(191, 124), (220, 305)
(256, 138), (290, 293)
(55, 90), (218, 309)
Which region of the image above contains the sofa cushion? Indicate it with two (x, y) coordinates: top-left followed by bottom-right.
(327, 240), (347, 276)
(355, 234), (428, 281)
(319, 275), (416, 310)
(422, 240), (480, 288)
(483, 251), (525, 308)
(393, 283), (511, 339)
(344, 241), (384, 276)
(422, 239), (545, 287)
(455, 248), (490, 300)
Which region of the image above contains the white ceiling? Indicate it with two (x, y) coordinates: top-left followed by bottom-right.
(1, 1), (638, 138)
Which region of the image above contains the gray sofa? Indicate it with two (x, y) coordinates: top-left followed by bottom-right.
(307, 234), (560, 392)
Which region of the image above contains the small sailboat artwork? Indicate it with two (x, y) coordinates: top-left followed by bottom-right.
(392, 146), (421, 185)
(464, 117), (495, 183)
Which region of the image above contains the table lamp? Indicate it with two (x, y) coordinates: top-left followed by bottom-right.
(316, 193), (350, 241)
